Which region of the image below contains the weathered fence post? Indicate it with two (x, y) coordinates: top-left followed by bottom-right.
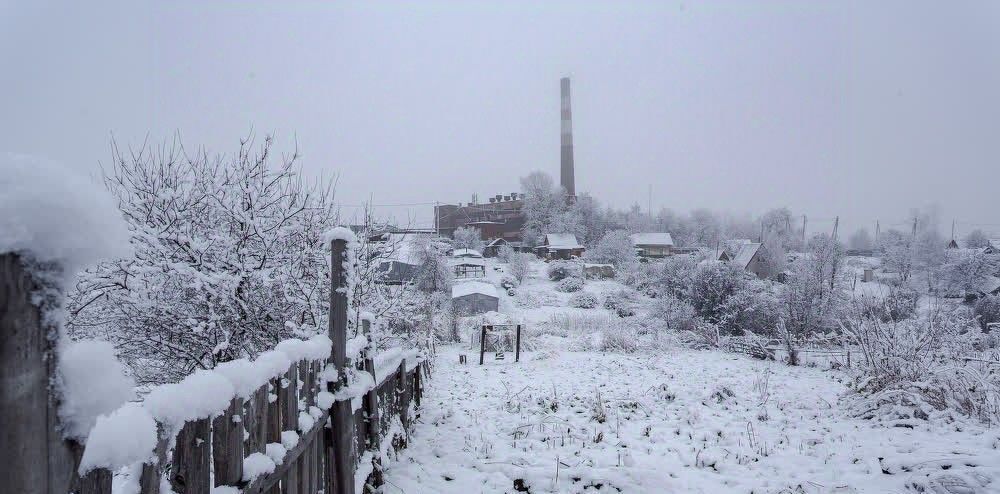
(328, 237), (355, 494)
(396, 360), (409, 432)
(0, 254), (75, 494)
(361, 319), (379, 452)
(171, 418), (211, 494)
(515, 324), (522, 362)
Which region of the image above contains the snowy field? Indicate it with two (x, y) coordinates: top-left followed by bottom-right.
(383, 346), (999, 494)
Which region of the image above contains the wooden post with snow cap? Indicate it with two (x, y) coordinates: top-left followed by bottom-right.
(326, 230), (356, 494)
(0, 253), (75, 494)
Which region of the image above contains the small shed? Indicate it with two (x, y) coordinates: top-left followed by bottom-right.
(452, 281), (499, 316)
(536, 233), (585, 260)
(451, 257), (486, 279)
(630, 233), (674, 258)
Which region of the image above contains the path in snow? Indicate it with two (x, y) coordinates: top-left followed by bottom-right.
(383, 346), (998, 494)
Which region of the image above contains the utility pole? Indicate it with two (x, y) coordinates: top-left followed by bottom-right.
(875, 220), (880, 245)
(951, 219), (956, 241)
(434, 201), (439, 236)
(647, 185), (652, 218)
(832, 216), (839, 241)
(912, 216), (918, 237)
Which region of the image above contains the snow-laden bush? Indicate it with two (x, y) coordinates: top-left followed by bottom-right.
(598, 321), (639, 353)
(840, 302), (1000, 424)
(604, 290), (637, 317)
(556, 276), (584, 293)
(859, 286), (919, 323)
(690, 261), (748, 323)
(717, 279), (780, 337)
(618, 260), (660, 296)
(650, 294), (697, 334)
(568, 291), (599, 309)
(656, 255), (697, 299)
(547, 260), (582, 281)
(514, 288), (558, 309)
(973, 295), (1000, 332)
(500, 274), (519, 290)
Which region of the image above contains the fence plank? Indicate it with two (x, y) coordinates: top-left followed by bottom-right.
(280, 364), (299, 494)
(0, 254), (75, 494)
(79, 468), (113, 494)
(139, 424), (168, 494)
(397, 360), (410, 432)
(329, 237), (356, 494)
(245, 384), (269, 455)
(171, 418), (211, 494)
(213, 397), (244, 486)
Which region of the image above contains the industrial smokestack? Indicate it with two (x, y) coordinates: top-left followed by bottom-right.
(560, 77), (576, 199)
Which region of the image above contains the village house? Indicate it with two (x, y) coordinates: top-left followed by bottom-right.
(535, 233), (585, 260)
(375, 232), (436, 285)
(732, 242), (771, 279)
(629, 232), (674, 258)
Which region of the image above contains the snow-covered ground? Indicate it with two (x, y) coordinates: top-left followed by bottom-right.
(386, 258), (999, 494)
(384, 346), (999, 493)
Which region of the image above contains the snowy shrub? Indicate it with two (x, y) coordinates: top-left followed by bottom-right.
(507, 253), (534, 282)
(515, 288), (557, 309)
(779, 235), (847, 351)
(859, 286), (919, 323)
(656, 255), (697, 299)
(973, 295), (1000, 332)
(556, 276), (584, 293)
(604, 290), (637, 317)
(568, 291), (600, 308)
(500, 274), (519, 290)
(547, 260), (582, 281)
(840, 303), (1000, 424)
(452, 226), (485, 252)
(717, 280), (780, 337)
(650, 294), (697, 334)
(690, 261), (748, 323)
(618, 260), (660, 296)
(546, 313), (614, 335)
(599, 321), (639, 353)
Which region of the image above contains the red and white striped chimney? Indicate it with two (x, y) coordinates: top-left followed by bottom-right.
(560, 77), (576, 199)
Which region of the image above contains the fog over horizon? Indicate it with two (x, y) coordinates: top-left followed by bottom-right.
(2, 1), (998, 238)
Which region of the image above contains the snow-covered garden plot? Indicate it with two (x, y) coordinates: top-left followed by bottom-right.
(384, 347), (999, 494)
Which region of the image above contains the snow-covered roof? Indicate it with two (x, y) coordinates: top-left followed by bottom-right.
(989, 239), (1000, 250)
(486, 238), (509, 247)
(452, 248), (483, 258)
(544, 233), (583, 250)
(451, 281), (498, 299)
(450, 257), (485, 267)
(629, 233), (674, 246)
(732, 242), (762, 269)
(981, 275), (1000, 295)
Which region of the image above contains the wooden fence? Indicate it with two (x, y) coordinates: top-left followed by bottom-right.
(1, 238), (428, 494)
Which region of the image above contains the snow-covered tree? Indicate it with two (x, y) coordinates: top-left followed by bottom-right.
(452, 226), (484, 252)
(519, 171), (567, 246)
(66, 135), (339, 384)
(585, 230), (636, 267)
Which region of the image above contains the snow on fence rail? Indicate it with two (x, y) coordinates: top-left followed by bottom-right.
(1, 234), (428, 494)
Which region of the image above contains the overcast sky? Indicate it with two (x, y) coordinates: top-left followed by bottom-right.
(2, 1), (998, 236)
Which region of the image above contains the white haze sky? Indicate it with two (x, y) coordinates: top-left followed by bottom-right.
(2, 1), (998, 237)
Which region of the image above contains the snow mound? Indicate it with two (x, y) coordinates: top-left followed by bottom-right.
(0, 154), (131, 277)
(78, 403), (157, 474)
(143, 369), (235, 426)
(58, 339), (135, 441)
